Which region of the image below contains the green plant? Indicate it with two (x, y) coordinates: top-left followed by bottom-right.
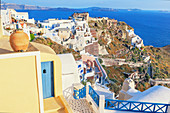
(81, 81), (87, 86)
(48, 42), (53, 45)
(30, 34), (35, 41)
(98, 58), (103, 64)
(145, 73), (150, 82)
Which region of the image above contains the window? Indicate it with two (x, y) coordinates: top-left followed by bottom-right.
(80, 70), (83, 73)
(78, 64), (81, 68)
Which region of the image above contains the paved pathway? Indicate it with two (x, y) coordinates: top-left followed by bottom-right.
(67, 98), (94, 113)
(63, 87), (95, 113)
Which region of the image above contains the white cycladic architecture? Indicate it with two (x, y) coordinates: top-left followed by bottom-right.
(76, 60), (84, 80)
(10, 9), (29, 20)
(58, 53), (80, 92)
(119, 78), (170, 104)
(128, 85), (170, 104)
(9, 9), (34, 24)
(1, 9), (11, 26)
(93, 84), (114, 100)
(127, 29), (135, 37)
(131, 35), (144, 50)
(27, 18), (35, 24)
(40, 18), (95, 52)
(119, 78), (141, 100)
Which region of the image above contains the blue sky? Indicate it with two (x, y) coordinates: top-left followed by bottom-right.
(2, 0), (170, 10)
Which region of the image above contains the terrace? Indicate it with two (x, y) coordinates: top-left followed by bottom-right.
(72, 83), (170, 113)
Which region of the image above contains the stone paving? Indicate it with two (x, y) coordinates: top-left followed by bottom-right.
(63, 86), (95, 113)
(67, 98), (94, 113)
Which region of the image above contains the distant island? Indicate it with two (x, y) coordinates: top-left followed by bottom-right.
(1, 2), (141, 11)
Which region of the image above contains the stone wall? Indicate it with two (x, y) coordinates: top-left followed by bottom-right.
(85, 42), (99, 56)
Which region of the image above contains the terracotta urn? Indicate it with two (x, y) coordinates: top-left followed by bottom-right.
(10, 30), (29, 52)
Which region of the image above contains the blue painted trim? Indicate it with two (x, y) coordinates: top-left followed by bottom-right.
(73, 86), (86, 99)
(105, 99), (170, 113)
(89, 85), (99, 106)
(78, 64), (81, 68)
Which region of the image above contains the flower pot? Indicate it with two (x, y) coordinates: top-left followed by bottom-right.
(10, 30), (29, 52)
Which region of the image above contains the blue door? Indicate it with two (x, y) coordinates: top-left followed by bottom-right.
(41, 61), (54, 99)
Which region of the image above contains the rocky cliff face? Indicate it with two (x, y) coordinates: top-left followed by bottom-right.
(162, 45), (170, 53)
(88, 17), (170, 95)
(89, 18), (132, 57)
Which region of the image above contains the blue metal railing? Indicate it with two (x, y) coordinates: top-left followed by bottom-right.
(105, 99), (170, 113)
(89, 85), (100, 106)
(73, 86), (86, 99)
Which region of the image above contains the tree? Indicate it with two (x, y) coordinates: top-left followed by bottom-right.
(138, 67), (143, 73)
(99, 58), (103, 64)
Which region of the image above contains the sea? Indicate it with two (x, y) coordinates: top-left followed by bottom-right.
(17, 10), (170, 47)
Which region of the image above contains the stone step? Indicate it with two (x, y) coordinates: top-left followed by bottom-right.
(44, 97), (65, 113)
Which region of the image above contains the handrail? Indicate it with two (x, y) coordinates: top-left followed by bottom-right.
(89, 85), (100, 106)
(105, 99), (170, 113)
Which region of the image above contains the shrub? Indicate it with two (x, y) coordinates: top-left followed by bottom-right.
(30, 34), (35, 41)
(99, 58), (103, 64)
(145, 73), (150, 82)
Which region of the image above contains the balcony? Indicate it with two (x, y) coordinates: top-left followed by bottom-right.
(72, 83), (170, 113)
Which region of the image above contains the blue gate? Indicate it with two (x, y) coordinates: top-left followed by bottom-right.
(73, 86), (86, 99)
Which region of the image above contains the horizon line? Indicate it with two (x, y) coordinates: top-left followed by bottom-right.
(2, 2), (170, 11)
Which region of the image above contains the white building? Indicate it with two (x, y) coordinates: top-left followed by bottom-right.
(93, 84), (114, 100)
(1, 9), (11, 26)
(9, 9), (34, 24)
(119, 78), (170, 104)
(9, 9), (28, 20)
(76, 60), (84, 80)
(127, 29), (135, 37)
(41, 19), (74, 31)
(131, 35), (144, 50)
(40, 18), (95, 52)
(119, 78), (141, 100)
(58, 53), (80, 92)
(42, 32), (61, 44)
(129, 86), (170, 104)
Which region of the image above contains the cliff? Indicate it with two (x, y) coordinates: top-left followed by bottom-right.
(162, 45), (170, 53)
(88, 17), (170, 94)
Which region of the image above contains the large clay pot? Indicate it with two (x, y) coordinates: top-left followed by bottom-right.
(10, 30), (29, 52)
